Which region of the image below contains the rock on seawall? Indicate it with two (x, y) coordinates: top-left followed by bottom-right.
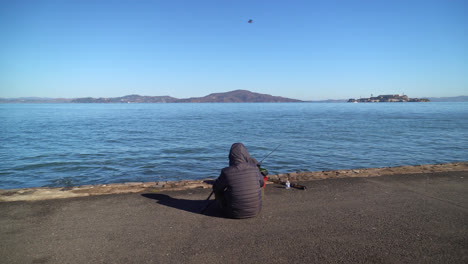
(1, 162), (467, 202)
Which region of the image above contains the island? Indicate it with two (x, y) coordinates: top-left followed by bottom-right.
(70, 90), (303, 103)
(348, 94), (430, 103)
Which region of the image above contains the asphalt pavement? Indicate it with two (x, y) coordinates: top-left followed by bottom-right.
(1, 171), (467, 264)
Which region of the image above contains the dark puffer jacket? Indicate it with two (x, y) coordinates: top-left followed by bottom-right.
(213, 143), (264, 218)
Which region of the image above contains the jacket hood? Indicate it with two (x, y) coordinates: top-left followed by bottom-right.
(228, 143), (251, 166)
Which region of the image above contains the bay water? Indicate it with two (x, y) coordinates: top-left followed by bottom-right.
(1, 102), (467, 189)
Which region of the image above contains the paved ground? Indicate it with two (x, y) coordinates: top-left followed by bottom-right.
(1, 171), (467, 264)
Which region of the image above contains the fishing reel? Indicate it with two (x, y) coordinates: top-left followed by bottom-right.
(257, 165), (269, 176)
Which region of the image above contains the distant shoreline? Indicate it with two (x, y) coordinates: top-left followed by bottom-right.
(1, 91), (467, 103)
(2, 99), (468, 104)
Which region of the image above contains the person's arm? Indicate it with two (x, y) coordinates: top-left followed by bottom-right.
(258, 170), (265, 188)
(213, 170), (228, 193)
(249, 157), (266, 188)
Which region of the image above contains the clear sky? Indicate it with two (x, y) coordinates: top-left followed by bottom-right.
(1, 0), (467, 100)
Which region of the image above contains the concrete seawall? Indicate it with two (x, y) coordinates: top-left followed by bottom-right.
(1, 161), (467, 202)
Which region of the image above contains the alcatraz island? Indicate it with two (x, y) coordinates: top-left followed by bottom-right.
(348, 94), (430, 103)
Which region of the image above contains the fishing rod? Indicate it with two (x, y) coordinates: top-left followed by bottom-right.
(259, 144), (281, 166)
(200, 191), (215, 213)
(257, 144), (281, 176)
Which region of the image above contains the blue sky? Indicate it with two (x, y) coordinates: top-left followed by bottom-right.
(1, 0), (466, 100)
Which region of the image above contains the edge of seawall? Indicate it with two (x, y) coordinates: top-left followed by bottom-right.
(1, 161), (467, 202)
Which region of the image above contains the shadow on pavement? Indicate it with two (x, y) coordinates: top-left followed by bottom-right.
(141, 193), (226, 218)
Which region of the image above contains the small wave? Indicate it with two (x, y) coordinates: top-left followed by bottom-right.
(13, 161), (83, 171)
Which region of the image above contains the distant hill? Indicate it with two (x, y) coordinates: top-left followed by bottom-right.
(70, 90), (302, 103)
(175, 90), (302, 103)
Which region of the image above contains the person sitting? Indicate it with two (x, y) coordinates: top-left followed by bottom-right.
(213, 143), (265, 218)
